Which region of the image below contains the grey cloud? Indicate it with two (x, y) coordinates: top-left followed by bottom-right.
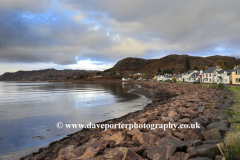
(1, 0), (240, 67)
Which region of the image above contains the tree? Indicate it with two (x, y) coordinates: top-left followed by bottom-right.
(214, 59), (227, 69)
(157, 68), (161, 73)
(171, 67), (175, 71)
(194, 66), (198, 70)
(185, 59), (191, 70)
(163, 69), (173, 75)
(96, 72), (101, 75)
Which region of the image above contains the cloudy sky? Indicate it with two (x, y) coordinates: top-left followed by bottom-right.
(0, 0), (240, 75)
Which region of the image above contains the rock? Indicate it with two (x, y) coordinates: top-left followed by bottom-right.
(78, 146), (104, 160)
(184, 133), (200, 141)
(127, 128), (140, 137)
(187, 144), (220, 159)
(155, 136), (186, 149)
(185, 140), (202, 147)
(188, 99), (201, 102)
(201, 129), (222, 141)
(162, 117), (174, 123)
(193, 116), (209, 127)
(115, 135), (131, 145)
(189, 111), (199, 118)
(103, 147), (128, 160)
(197, 106), (205, 113)
(132, 144), (148, 154)
(132, 132), (158, 145)
(147, 145), (176, 160)
(173, 132), (186, 140)
(169, 152), (189, 160)
(205, 120), (229, 131)
(92, 155), (105, 160)
(215, 155), (224, 160)
(188, 157), (213, 160)
(179, 118), (190, 124)
(168, 111), (181, 121)
(122, 148), (144, 160)
(107, 132), (122, 142)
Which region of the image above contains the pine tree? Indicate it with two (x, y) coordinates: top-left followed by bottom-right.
(185, 59), (191, 70)
(194, 66), (198, 70)
(157, 68), (161, 73)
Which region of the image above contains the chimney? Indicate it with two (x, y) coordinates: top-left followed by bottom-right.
(234, 65), (237, 70)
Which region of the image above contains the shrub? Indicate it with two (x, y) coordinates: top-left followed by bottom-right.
(224, 132), (240, 160)
(217, 83), (225, 89)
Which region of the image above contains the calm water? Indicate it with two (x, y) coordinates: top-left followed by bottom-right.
(0, 81), (150, 160)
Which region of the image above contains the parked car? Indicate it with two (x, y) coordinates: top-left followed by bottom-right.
(193, 80), (200, 84)
(164, 79), (171, 82)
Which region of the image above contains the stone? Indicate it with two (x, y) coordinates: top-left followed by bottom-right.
(169, 152), (189, 160)
(197, 106), (205, 113)
(162, 117), (174, 123)
(187, 144), (220, 159)
(103, 147), (128, 160)
(122, 148), (144, 160)
(155, 136), (186, 149)
(168, 111), (181, 121)
(58, 145), (75, 155)
(132, 132), (159, 145)
(193, 116), (209, 127)
(132, 144), (148, 154)
(184, 133), (200, 141)
(188, 99), (201, 102)
(215, 155), (224, 160)
(185, 140), (202, 147)
(115, 135), (131, 145)
(127, 128), (140, 137)
(147, 145), (176, 160)
(188, 157), (213, 160)
(189, 111), (199, 118)
(78, 146), (104, 160)
(173, 132), (186, 140)
(201, 129), (222, 141)
(107, 132), (122, 142)
(179, 118), (190, 124)
(205, 120), (229, 131)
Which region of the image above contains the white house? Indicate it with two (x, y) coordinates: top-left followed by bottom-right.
(156, 74), (173, 81)
(188, 72), (200, 82)
(134, 73), (143, 76)
(176, 74), (183, 82)
(202, 65), (221, 83)
(137, 77), (143, 81)
(122, 77), (132, 81)
(182, 70), (199, 82)
(214, 69), (233, 84)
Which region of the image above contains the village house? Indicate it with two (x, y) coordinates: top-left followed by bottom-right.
(156, 74), (173, 81)
(214, 69), (233, 84)
(202, 65), (221, 83)
(182, 70), (199, 82)
(232, 65), (240, 85)
(134, 73), (143, 76)
(188, 72), (200, 82)
(122, 77), (132, 81)
(176, 74), (183, 82)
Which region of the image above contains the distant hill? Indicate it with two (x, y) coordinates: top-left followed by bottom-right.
(109, 54), (238, 73)
(0, 69), (96, 81)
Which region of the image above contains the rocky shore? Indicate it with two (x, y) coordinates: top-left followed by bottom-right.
(21, 82), (235, 160)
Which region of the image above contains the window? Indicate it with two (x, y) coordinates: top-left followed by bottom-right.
(203, 74), (204, 77)
(225, 79), (227, 82)
(236, 78), (240, 83)
(209, 73), (211, 77)
(210, 79), (211, 82)
(207, 74), (208, 77)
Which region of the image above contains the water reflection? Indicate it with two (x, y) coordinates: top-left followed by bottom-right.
(0, 82), (150, 159)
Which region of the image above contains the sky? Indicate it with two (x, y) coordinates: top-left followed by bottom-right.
(0, 0), (240, 75)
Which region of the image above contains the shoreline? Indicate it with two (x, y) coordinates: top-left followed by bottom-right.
(21, 82), (235, 160)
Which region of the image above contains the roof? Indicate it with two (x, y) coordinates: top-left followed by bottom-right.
(234, 66), (240, 71)
(217, 76), (223, 79)
(189, 72), (199, 78)
(216, 69), (234, 74)
(203, 66), (218, 73)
